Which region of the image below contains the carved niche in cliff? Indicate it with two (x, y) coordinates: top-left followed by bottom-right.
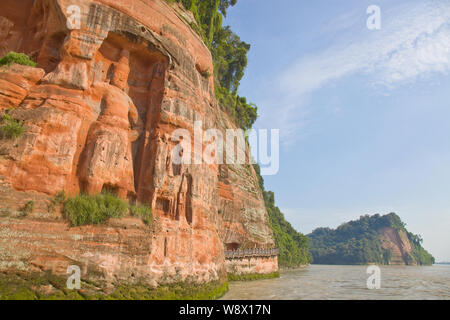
(78, 30), (168, 201)
(0, 0), (174, 199)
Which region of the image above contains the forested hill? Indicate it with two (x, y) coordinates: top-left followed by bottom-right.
(254, 165), (312, 268)
(308, 213), (435, 266)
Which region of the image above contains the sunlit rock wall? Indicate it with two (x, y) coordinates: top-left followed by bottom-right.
(0, 0), (275, 289)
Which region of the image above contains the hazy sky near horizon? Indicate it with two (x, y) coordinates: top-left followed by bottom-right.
(224, 0), (450, 261)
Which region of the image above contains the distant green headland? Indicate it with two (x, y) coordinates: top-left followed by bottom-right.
(308, 213), (435, 266)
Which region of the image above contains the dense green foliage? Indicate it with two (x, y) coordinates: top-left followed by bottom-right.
(62, 192), (153, 227)
(215, 86), (257, 130)
(0, 52), (36, 67)
(407, 230), (435, 266)
(0, 113), (25, 139)
(63, 193), (129, 226)
(169, 0), (257, 130)
(254, 164), (312, 268)
(48, 191), (67, 213)
(308, 213), (435, 266)
(130, 204), (153, 225)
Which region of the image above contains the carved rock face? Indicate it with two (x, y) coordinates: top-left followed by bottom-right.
(0, 0), (275, 287)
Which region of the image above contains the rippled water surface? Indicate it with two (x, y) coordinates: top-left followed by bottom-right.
(221, 264), (450, 300)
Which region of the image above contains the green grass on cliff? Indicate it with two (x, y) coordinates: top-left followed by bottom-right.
(62, 192), (152, 227)
(63, 193), (128, 226)
(0, 52), (36, 67)
(0, 113), (25, 139)
(129, 204), (152, 225)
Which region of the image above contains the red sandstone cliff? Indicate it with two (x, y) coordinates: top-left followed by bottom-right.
(379, 227), (416, 266)
(0, 0), (275, 291)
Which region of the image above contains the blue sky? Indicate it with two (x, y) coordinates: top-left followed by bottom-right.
(224, 0), (450, 262)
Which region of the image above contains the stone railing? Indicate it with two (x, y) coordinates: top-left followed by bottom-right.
(225, 248), (280, 260)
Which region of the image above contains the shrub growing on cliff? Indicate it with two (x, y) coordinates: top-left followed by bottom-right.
(48, 191), (67, 213)
(55, 190), (67, 204)
(264, 191), (312, 267)
(20, 201), (34, 217)
(0, 114), (24, 139)
(0, 52), (36, 67)
(130, 204), (152, 225)
(253, 164), (313, 268)
(63, 193), (154, 227)
(407, 230), (435, 265)
(63, 193), (128, 227)
(168, 0), (257, 130)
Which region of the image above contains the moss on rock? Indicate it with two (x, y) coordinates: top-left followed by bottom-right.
(0, 273), (228, 300)
(228, 271), (280, 282)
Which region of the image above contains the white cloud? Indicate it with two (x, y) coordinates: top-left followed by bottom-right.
(377, 24), (450, 86)
(284, 1), (450, 90)
(267, 1), (450, 145)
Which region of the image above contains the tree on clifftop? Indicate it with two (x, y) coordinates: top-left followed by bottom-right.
(169, 0), (257, 130)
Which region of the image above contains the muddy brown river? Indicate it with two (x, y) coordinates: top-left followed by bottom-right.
(221, 264), (450, 300)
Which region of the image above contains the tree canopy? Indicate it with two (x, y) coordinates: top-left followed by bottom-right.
(254, 164), (312, 268)
(308, 213), (435, 266)
(169, 0), (257, 130)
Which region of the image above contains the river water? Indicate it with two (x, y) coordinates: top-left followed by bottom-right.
(221, 264), (450, 300)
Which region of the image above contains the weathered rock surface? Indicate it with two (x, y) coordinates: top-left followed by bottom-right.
(226, 256), (278, 276)
(0, 0), (275, 289)
(379, 227), (416, 266)
(0, 65), (45, 110)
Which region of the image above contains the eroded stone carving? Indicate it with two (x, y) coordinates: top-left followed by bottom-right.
(0, 0), (276, 289)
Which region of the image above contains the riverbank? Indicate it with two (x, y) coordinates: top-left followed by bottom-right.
(0, 273), (229, 300)
(279, 264), (310, 273)
(228, 272), (280, 282)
